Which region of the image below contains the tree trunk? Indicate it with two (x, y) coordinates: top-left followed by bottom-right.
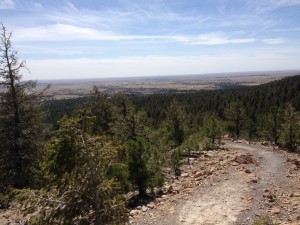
(4, 38), (23, 187)
(81, 118), (102, 225)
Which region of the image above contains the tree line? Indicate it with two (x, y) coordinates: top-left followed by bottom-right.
(1, 24), (300, 224)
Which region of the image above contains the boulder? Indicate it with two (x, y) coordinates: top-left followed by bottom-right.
(233, 154), (256, 164)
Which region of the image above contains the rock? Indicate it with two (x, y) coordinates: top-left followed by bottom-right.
(172, 185), (182, 193)
(271, 207), (281, 214)
(10, 223), (27, 225)
(233, 154), (256, 164)
(179, 218), (186, 222)
(147, 203), (155, 209)
(130, 209), (140, 216)
(188, 158), (194, 164)
(136, 206), (142, 210)
(141, 206), (148, 212)
(263, 192), (276, 200)
(185, 188), (193, 192)
(293, 192), (300, 197)
(194, 177), (202, 181)
(232, 162), (239, 166)
(181, 172), (189, 178)
(183, 182), (193, 188)
(244, 169), (251, 173)
(249, 176), (258, 183)
(293, 160), (300, 168)
(6, 223), (27, 225)
(164, 185), (173, 193)
(194, 171), (203, 178)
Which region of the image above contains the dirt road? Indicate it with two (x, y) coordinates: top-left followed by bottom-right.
(131, 142), (300, 225)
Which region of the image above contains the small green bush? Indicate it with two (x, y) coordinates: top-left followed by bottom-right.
(252, 215), (279, 225)
(201, 137), (218, 150)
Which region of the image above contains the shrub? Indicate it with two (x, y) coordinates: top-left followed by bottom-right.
(252, 215), (279, 225)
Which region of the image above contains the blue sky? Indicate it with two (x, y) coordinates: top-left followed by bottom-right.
(1, 0), (300, 80)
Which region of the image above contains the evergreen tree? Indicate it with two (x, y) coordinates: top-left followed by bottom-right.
(112, 94), (164, 195)
(127, 138), (163, 196)
(225, 101), (245, 139)
(112, 93), (149, 141)
(259, 106), (283, 145)
(21, 110), (128, 224)
(244, 115), (258, 141)
(161, 99), (188, 147)
(279, 103), (300, 151)
(0, 24), (48, 188)
(90, 86), (114, 135)
(202, 113), (223, 143)
(170, 148), (183, 175)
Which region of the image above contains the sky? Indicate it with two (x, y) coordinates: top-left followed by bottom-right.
(0, 0), (300, 80)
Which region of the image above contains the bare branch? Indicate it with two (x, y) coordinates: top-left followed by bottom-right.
(31, 192), (69, 205)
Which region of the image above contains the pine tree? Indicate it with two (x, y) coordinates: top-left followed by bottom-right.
(279, 103), (300, 151)
(128, 138), (150, 196)
(112, 94), (164, 195)
(259, 106), (283, 145)
(0, 24), (48, 188)
(90, 86), (114, 135)
(202, 113), (223, 144)
(20, 110), (128, 224)
(112, 93), (149, 141)
(161, 99), (188, 147)
(225, 101), (245, 139)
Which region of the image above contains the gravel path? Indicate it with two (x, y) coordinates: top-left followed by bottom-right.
(226, 142), (289, 224)
(132, 142), (294, 225)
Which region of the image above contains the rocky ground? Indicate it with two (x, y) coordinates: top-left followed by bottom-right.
(1, 141), (300, 225)
(129, 141), (300, 225)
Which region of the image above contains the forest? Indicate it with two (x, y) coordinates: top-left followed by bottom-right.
(1, 24), (300, 224)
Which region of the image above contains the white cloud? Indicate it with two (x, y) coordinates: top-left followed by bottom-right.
(0, 0), (15, 9)
(14, 24), (117, 42)
(187, 33), (256, 45)
(263, 38), (286, 44)
(13, 24), (256, 47)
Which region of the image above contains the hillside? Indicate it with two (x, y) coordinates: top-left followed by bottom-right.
(134, 75), (300, 123)
(1, 75), (300, 225)
(45, 75), (300, 133)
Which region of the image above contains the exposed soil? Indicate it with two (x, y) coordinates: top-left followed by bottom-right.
(130, 141), (300, 225)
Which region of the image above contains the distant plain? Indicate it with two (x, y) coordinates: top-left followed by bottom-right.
(37, 70), (300, 99)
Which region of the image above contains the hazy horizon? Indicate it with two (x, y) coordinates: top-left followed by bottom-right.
(33, 69), (300, 83)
